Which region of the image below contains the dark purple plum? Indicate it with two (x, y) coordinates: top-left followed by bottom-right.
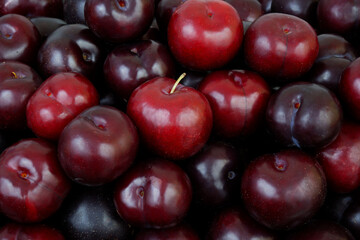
(155, 0), (187, 36)
(316, 34), (357, 62)
(0, 61), (42, 130)
(37, 24), (105, 82)
(317, 0), (360, 41)
(0, 0), (63, 18)
(63, 0), (86, 24)
(266, 82), (342, 148)
(57, 185), (132, 240)
(103, 40), (176, 100)
(30, 17), (66, 41)
(85, 0), (155, 43)
(306, 57), (351, 95)
(58, 105), (139, 186)
(114, 158), (192, 228)
(186, 142), (244, 207)
(0, 14), (40, 65)
(271, 0), (318, 25)
(224, 0), (263, 22)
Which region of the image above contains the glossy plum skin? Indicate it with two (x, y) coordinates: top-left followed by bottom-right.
(199, 70), (271, 138)
(285, 220), (355, 240)
(342, 198), (360, 239)
(0, 0), (63, 18)
(317, 122), (360, 193)
(241, 149), (327, 230)
(37, 24), (105, 81)
(30, 17), (66, 41)
(244, 13), (318, 80)
(306, 57), (351, 95)
(0, 14), (40, 65)
(155, 0), (187, 35)
(186, 142), (243, 207)
(271, 0), (318, 25)
(207, 207), (277, 240)
(266, 82), (342, 149)
(114, 158), (192, 228)
(167, 0), (243, 71)
(127, 77), (213, 160)
(258, 0), (272, 13)
(26, 72), (99, 141)
(0, 61), (42, 130)
(224, 0), (263, 22)
(103, 40), (176, 100)
(317, 0), (360, 40)
(58, 185), (132, 240)
(0, 223), (65, 240)
(340, 58), (360, 120)
(84, 0), (155, 43)
(63, 0), (86, 24)
(316, 34), (357, 62)
(0, 138), (71, 223)
(58, 106), (139, 186)
(135, 223), (200, 240)
(305, 34), (356, 94)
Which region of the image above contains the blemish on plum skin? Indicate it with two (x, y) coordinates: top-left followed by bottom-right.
(274, 156), (288, 172)
(116, 0), (126, 10)
(283, 27), (291, 34)
(97, 124), (106, 130)
(11, 72), (17, 79)
(137, 187), (145, 198)
(294, 102), (301, 109)
(19, 170), (29, 180)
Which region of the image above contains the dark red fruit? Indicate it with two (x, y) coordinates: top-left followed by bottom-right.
(207, 207), (277, 240)
(0, 61), (42, 130)
(58, 106), (139, 186)
(0, 14), (40, 65)
(199, 70), (270, 138)
(317, 122), (360, 193)
(84, 0), (155, 43)
(340, 57), (360, 120)
(103, 40), (176, 100)
(127, 77), (213, 160)
(167, 0), (243, 71)
(241, 149), (327, 230)
(0, 0), (63, 18)
(37, 24), (105, 81)
(26, 72), (99, 140)
(114, 158), (192, 228)
(244, 13), (318, 80)
(0, 223), (65, 240)
(0, 138), (71, 223)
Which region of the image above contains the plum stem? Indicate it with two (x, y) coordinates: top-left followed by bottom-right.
(170, 73), (186, 94)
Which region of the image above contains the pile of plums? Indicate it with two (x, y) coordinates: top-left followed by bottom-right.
(0, 0), (360, 239)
